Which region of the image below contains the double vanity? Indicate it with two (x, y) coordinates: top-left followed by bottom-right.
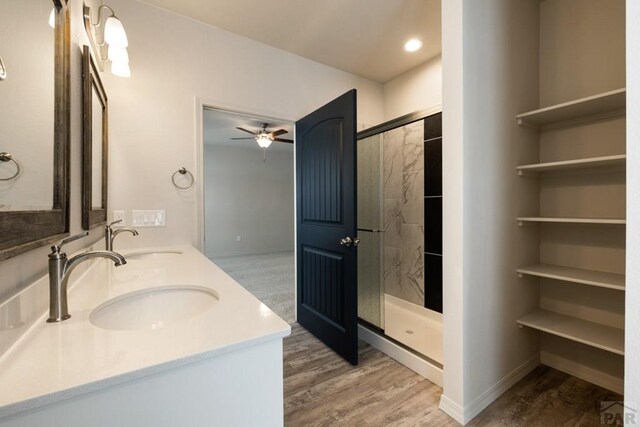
(0, 3), (291, 425)
(0, 245), (290, 427)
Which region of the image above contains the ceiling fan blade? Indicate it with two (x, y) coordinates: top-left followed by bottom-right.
(235, 127), (256, 135)
(273, 138), (294, 143)
(269, 129), (288, 137)
(230, 137), (255, 140)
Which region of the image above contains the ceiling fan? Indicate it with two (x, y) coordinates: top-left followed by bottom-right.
(232, 123), (293, 149)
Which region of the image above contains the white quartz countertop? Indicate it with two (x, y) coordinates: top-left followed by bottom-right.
(0, 245), (291, 419)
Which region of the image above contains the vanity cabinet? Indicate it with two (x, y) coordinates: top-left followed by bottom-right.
(0, 246), (290, 427)
(0, 340), (284, 427)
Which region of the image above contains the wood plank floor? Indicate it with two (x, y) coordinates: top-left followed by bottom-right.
(284, 324), (622, 426)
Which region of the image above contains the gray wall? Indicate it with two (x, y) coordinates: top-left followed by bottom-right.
(204, 145), (294, 257)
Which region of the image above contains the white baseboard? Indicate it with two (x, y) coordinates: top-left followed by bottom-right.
(358, 324), (443, 387)
(439, 395), (466, 425)
(541, 351), (624, 394)
(439, 354), (540, 425)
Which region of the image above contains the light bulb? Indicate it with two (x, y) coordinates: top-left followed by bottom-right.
(111, 61), (131, 78)
(256, 135), (273, 149)
(403, 38), (423, 52)
(108, 45), (129, 64)
(49, 8), (56, 28)
(104, 16), (128, 47)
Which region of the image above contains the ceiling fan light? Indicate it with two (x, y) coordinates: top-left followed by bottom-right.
(256, 134), (273, 149)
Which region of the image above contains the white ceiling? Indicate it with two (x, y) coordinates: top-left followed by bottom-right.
(138, 0), (441, 83)
(203, 108), (294, 153)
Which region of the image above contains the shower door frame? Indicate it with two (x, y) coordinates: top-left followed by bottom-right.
(356, 106), (441, 331)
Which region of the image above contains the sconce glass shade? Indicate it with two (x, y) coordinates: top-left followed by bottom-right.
(49, 8), (56, 28)
(104, 16), (128, 47)
(108, 45), (129, 64)
(111, 61), (131, 78)
(255, 134), (274, 149)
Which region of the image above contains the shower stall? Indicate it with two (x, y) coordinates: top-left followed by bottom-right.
(357, 111), (443, 367)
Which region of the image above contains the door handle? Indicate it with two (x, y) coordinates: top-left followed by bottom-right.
(339, 236), (360, 247)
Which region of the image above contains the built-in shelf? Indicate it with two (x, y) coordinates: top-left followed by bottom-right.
(517, 309), (624, 356)
(517, 264), (625, 291)
(517, 217), (626, 226)
(516, 154), (626, 175)
(516, 88), (626, 129)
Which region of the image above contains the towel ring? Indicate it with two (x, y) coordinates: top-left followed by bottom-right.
(172, 167), (194, 190)
(0, 152), (20, 181)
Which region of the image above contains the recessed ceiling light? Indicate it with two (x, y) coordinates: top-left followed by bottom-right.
(404, 39), (423, 52)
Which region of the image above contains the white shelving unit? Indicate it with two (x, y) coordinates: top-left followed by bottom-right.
(516, 82), (626, 393)
(517, 310), (624, 356)
(517, 217), (626, 226)
(510, 1), (627, 395)
(516, 88), (626, 129)
(516, 154), (626, 175)
(517, 264), (625, 291)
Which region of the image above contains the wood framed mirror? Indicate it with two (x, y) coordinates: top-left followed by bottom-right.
(81, 45), (108, 230)
(0, 0), (71, 261)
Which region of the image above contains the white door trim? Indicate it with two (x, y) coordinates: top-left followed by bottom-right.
(194, 97), (297, 321)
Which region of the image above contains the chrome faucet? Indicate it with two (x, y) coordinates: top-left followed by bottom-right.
(47, 232), (127, 323)
(105, 219), (139, 251)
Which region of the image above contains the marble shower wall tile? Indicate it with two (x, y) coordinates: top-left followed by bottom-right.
(383, 198), (402, 249)
(382, 121), (425, 306)
(402, 170), (424, 225)
(400, 224), (425, 305)
(402, 122), (424, 172)
(383, 128), (403, 199)
(383, 245), (401, 300)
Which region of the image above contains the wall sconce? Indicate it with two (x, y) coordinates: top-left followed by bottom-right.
(83, 3), (131, 77)
(0, 56), (6, 81)
(49, 8), (56, 28)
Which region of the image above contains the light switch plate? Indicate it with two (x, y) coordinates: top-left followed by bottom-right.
(132, 210), (166, 227)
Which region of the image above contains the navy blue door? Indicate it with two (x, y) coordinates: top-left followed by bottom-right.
(295, 90), (358, 365)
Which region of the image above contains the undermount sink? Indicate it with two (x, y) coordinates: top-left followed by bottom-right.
(124, 250), (183, 261)
(90, 285), (219, 331)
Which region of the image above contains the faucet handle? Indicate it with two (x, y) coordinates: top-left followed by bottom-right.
(107, 219), (123, 228)
(51, 231), (89, 254)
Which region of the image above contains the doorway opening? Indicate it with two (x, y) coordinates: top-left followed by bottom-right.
(200, 107), (296, 324)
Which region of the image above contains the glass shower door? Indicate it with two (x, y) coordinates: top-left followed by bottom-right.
(357, 134), (384, 329)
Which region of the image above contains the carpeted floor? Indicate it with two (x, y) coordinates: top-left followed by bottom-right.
(211, 251), (295, 324)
